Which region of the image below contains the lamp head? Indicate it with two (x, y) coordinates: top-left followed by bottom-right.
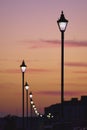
(30, 99), (34, 104)
(25, 82), (29, 90)
(32, 104), (35, 108)
(57, 11), (68, 32)
(29, 92), (32, 98)
(20, 60), (27, 72)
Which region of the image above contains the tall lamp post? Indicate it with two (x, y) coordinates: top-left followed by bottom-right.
(20, 60), (27, 129)
(25, 82), (29, 128)
(57, 11), (68, 118)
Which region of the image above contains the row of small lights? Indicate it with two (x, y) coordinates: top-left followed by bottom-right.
(25, 85), (54, 119)
(21, 61), (55, 119)
(29, 92), (43, 117)
(20, 60), (54, 120)
(24, 81), (43, 117)
(25, 83), (43, 118)
(24, 78), (54, 119)
(30, 93), (54, 119)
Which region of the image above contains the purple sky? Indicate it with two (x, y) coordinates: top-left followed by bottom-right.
(0, 0), (87, 117)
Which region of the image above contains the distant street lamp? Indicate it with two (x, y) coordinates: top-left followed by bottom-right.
(25, 82), (29, 128)
(29, 92), (33, 117)
(29, 92), (33, 130)
(57, 11), (68, 118)
(29, 92), (33, 98)
(20, 60), (27, 130)
(32, 104), (35, 108)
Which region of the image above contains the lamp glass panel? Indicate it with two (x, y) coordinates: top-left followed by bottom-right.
(21, 66), (26, 72)
(30, 94), (32, 98)
(25, 86), (29, 90)
(59, 22), (67, 31)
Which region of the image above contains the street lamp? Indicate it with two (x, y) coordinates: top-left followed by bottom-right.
(29, 92), (33, 130)
(57, 11), (68, 118)
(29, 92), (33, 99)
(20, 60), (27, 129)
(25, 82), (29, 128)
(32, 104), (35, 108)
(29, 92), (33, 117)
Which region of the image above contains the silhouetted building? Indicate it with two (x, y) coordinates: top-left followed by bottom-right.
(44, 95), (87, 129)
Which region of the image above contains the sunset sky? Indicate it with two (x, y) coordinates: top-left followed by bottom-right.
(0, 0), (87, 117)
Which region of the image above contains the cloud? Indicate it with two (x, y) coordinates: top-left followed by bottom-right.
(18, 39), (87, 49)
(0, 69), (19, 74)
(0, 68), (53, 74)
(35, 90), (87, 97)
(64, 41), (87, 47)
(0, 82), (17, 88)
(40, 40), (87, 48)
(40, 39), (59, 45)
(28, 68), (54, 73)
(65, 62), (87, 67)
(18, 39), (59, 49)
(74, 71), (87, 74)
(35, 91), (60, 96)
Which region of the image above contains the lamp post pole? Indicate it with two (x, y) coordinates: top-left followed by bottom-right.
(57, 11), (68, 119)
(29, 92), (33, 130)
(20, 60), (27, 130)
(61, 30), (64, 108)
(25, 82), (29, 129)
(22, 71), (24, 128)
